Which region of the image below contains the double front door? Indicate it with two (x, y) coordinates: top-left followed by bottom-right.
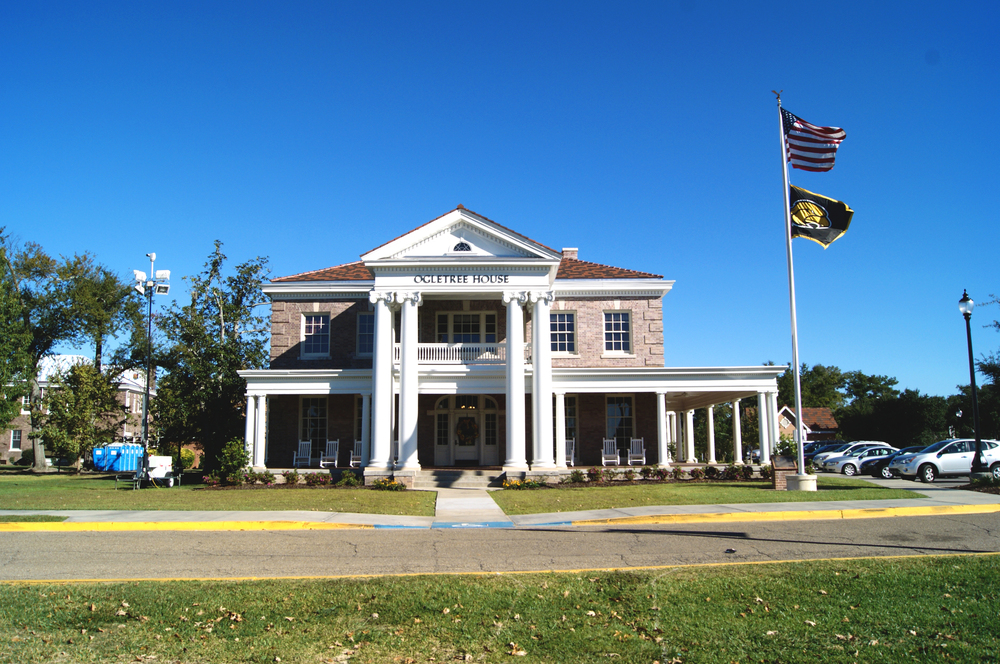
(433, 395), (499, 466)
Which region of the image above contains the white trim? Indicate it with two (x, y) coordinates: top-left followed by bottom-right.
(300, 312), (331, 359)
(10, 430), (22, 452)
(602, 309), (632, 355)
(549, 310), (578, 356)
(356, 311), (374, 356)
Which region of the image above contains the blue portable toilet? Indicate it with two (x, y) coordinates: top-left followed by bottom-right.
(92, 447), (106, 470)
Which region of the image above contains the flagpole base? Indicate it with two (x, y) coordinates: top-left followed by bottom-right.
(785, 474), (818, 492)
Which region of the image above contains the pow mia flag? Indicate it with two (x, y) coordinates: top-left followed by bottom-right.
(789, 185), (854, 248)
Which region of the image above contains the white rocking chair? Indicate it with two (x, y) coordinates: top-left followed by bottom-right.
(601, 438), (620, 466)
(349, 440), (364, 467)
(319, 440), (339, 468)
(566, 438), (576, 467)
(293, 441), (314, 468)
(627, 437), (646, 466)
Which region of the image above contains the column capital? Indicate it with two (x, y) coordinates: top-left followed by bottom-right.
(395, 291), (423, 306)
(369, 291), (395, 305)
(502, 290), (528, 306)
(528, 290), (555, 304)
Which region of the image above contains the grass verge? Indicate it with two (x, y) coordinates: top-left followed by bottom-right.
(0, 515), (67, 523)
(0, 555), (996, 663)
(491, 476), (921, 515)
(0, 473), (436, 516)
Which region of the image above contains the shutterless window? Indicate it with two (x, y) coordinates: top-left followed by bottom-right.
(436, 313), (497, 343)
(301, 397), (327, 458)
(550, 313), (576, 353)
(303, 314), (330, 356)
(10, 430), (21, 452)
(357, 312), (374, 355)
(606, 396), (634, 445)
(604, 312), (631, 352)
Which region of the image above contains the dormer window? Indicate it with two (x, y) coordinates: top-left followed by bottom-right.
(453, 242), (472, 252)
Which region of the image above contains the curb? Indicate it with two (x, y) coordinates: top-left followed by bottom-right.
(568, 503), (1000, 526)
(0, 521), (373, 533)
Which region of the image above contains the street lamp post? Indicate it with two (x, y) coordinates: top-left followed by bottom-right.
(133, 254), (170, 465)
(958, 290), (986, 476)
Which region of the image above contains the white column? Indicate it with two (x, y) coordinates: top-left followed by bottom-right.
(669, 411), (681, 461)
(244, 394), (255, 461)
(768, 391), (780, 458)
(396, 291), (421, 470)
(554, 391), (567, 468)
(502, 291), (528, 470)
(656, 392), (670, 467)
(360, 392), (371, 467)
(254, 395), (267, 468)
(530, 291), (555, 468)
(732, 399), (744, 464)
(706, 405), (717, 464)
(685, 409), (696, 462)
(758, 392), (771, 464)
(367, 291), (394, 470)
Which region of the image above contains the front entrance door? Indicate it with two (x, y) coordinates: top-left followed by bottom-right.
(432, 395), (500, 466)
(454, 412), (479, 462)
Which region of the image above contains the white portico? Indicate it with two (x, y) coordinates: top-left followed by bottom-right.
(239, 206), (786, 480)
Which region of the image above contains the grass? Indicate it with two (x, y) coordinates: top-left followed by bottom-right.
(0, 472), (436, 516)
(0, 555), (996, 663)
(491, 476), (922, 515)
(0, 515), (67, 523)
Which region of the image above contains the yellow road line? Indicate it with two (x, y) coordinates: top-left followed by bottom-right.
(0, 521), (373, 532)
(3, 551), (999, 585)
(570, 503), (1000, 526)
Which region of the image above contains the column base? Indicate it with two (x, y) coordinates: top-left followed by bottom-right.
(363, 467), (395, 486)
(502, 464), (528, 476)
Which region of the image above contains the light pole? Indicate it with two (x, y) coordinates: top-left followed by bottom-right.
(133, 254), (170, 461)
(958, 290), (985, 476)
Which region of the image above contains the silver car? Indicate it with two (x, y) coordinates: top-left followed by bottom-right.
(820, 446), (898, 476)
(812, 441), (890, 467)
(888, 438), (1000, 483)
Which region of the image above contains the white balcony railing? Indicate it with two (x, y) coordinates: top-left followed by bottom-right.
(392, 342), (532, 365)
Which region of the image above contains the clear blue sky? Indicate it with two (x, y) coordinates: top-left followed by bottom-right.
(2, 1), (997, 398)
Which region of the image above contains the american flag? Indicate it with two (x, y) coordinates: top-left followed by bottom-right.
(782, 109), (846, 172)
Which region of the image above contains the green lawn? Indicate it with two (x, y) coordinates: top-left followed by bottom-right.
(0, 555), (996, 663)
(0, 472), (436, 516)
(491, 476), (922, 515)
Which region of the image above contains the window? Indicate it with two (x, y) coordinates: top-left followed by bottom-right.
(606, 396), (634, 445)
(484, 413), (497, 446)
(354, 396), (366, 442)
(356, 312), (374, 355)
(20, 396), (29, 415)
(436, 312), (498, 343)
(10, 430), (22, 452)
(550, 312), (576, 353)
(302, 314), (330, 357)
(300, 397), (328, 458)
(604, 312), (631, 353)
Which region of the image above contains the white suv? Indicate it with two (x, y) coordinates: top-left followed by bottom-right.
(888, 438), (1000, 483)
(811, 441), (890, 467)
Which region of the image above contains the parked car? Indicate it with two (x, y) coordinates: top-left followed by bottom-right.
(888, 438), (1000, 483)
(811, 441), (890, 467)
(860, 446), (927, 479)
(820, 446), (898, 476)
(804, 442), (847, 464)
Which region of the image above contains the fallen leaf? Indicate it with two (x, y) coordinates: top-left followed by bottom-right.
(766, 631), (777, 636)
(819, 590), (828, 595)
(804, 620), (816, 627)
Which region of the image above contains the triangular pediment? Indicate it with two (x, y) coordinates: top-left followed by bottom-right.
(361, 208), (562, 263)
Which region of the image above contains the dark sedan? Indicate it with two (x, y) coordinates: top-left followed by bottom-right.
(860, 446), (927, 479)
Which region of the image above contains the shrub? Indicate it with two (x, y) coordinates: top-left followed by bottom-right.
(721, 464), (741, 481)
(640, 466), (654, 480)
(217, 438), (249, 478)
(281, 470), (301, 485)
(704, 465), (720, 480)
(759, 464), (773, 480)
(180, 448), (196, 469)
(600, 468), (617, 483)
(740, 464), (754, 481)
(688, 466), (705, 480)
(564, 469), (587, 484)
(202, 472), (222, 487)
(503, 478), (544, 490)
(623, 468), (636, 482)
(371, 477), (406, 491)
(304, 472), (332, 487)
(224, 469), (250, 485)
(587, 467), (601, 483)
(655, 467), (670, 481)
(336, 471), (362, 487)
(250, 470), (275, 485)
(671, 467), (684, 480)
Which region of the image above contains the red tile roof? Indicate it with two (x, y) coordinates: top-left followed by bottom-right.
(556, 257), (662, 280)
(797, 407), (839, 431)
(271, 261), (373, 283)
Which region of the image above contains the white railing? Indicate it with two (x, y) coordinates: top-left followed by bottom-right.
(393, 342), (533, 365)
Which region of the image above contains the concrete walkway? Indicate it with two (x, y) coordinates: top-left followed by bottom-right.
(1, 478), (999, 531)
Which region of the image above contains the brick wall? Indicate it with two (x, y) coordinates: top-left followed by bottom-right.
(544, 296), (664, 368)
(270, 299), (373, 369)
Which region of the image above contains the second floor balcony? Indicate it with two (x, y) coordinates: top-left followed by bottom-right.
(392, 342), (532, 365)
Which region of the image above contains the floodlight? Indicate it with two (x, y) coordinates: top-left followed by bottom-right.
(133, 270), (146, 283)
(155, 269), (170, 281)
(154, 284), (170, 295)
(134, 283), (145, 295)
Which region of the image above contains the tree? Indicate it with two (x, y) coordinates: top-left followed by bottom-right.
(0, 242), (32, 428)
(777, 363), (846, 410)
(153, 242), (269, 472)
(37, 362), (125, 470)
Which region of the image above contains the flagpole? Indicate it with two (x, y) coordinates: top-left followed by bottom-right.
(775, 92), (808, 479)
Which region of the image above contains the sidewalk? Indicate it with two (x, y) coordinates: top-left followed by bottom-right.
(1, 478), (999, 532)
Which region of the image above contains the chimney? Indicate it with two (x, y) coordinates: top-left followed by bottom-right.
(561, 248), (578, 260)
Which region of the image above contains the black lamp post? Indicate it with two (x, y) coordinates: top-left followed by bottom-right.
(959, 290), (985, 475)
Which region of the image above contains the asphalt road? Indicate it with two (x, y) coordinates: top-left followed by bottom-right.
(2, 512), (998, 581)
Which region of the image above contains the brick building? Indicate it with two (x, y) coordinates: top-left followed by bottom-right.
(239, 207), (786, 481)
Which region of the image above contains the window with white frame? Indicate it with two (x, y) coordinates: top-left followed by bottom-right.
(302, 314), (330, 357)
(20, 395), (29, 415)
(300, 397), (328, 458)
(606, 395), (634, 446)
(10, 430), (22, 452)
(550, 312), (576, 353)
(551, 395), (578, 443)
(356, 312), (374, 355)
(436, 312), (497, 343)
(604, 311), (631, 353)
